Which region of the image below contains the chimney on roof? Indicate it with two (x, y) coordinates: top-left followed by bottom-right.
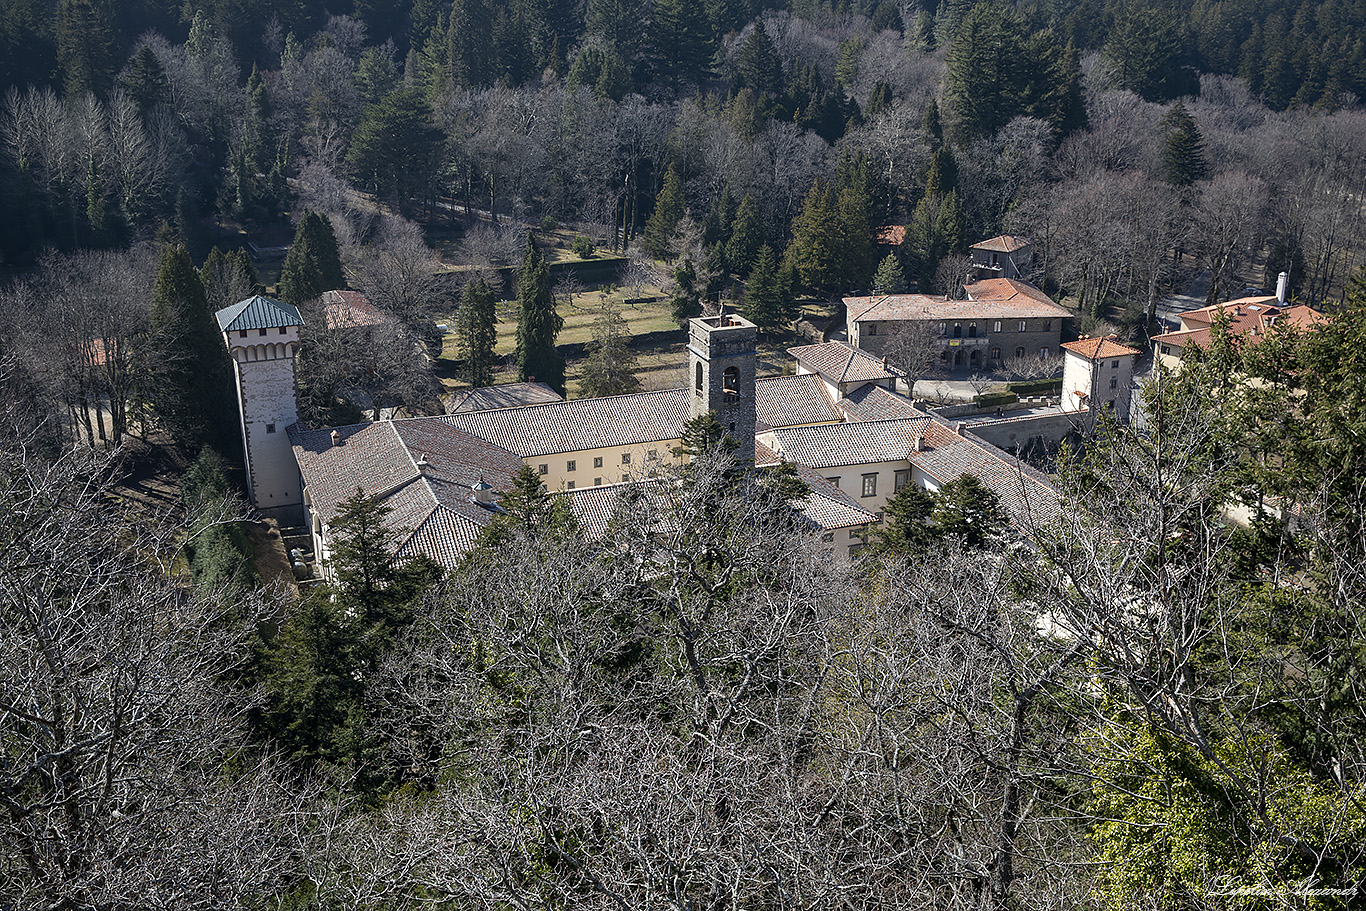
(913, 434), (924, 452)
(1276, 271), (1289, 303)
(527, 375), (535, 383)
(330, 430), (341, 447)
(955, 421), (965, 435)
(416, 452), (428, 468)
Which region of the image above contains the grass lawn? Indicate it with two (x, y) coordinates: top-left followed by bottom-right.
(435, 289), (839, 401)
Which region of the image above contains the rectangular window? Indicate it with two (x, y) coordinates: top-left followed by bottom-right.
(1018, 320), (1027, 332)
(566, 460), (576, 472)
(874, 511), (885, 523)
(868, 323), (877, 336)
(594, 477), (602, 486)
(1109, 376), (1118, 389)
(1044, 320), (1052, 331)
(1111, 359), (1119, 368)
(894, 469), (911, 491)
(265, 423), (276, 434)
(821, 532), (835, 543)
(621, 474), (629, 482)
(621, 453), (631, 465)
(566, 481), (575, 489)
(239, 330), (248, 339)
(1039, 347), (1050, 359)
(827, 477), (841, 489)
(593, 456), (603, 468)
(1161, 345), (1171, 355)
(538, 464), (548, 475)
(648, 449), (657, 459)
(861, 473), (877, 498)
(993, 321), (1001, 332)
(259, 328), (268, 337)
(279, 327), (287, 335)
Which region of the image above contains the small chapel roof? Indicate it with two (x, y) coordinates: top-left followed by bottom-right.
(216, 295), (304, 333)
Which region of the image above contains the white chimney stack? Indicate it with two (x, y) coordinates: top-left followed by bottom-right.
(330, 430), (341, 447)
(1276, 271), (1289, 303)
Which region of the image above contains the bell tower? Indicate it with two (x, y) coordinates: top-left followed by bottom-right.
(215, 295), (306, 524)
(687, 313), (757, 462)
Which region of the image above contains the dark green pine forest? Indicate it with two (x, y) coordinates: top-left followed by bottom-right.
(4, 0), (1366, 908)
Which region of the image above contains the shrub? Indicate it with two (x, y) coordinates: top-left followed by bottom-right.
(974, 391), (1018, 409)
(572, 235), (595, 258)
(539, 215), (558, 232)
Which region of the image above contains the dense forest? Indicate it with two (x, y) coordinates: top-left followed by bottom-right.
(3, 0), (1366, 907)
(1, 0), (1364, 319)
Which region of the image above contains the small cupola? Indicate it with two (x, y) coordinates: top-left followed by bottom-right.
(472, 478), (495, 504)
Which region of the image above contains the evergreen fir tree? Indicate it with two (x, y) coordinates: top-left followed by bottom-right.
(146, 245), (238, 453)
(121, 45), (168, 118)
(787, 179), (841, 292)
(736, 19), (783, 97)
(725, 194), (762, 276)
(459, 278), (499, 389)
(837, 185), (876, 290)
(578, 301), (642, 398)
(650, 0), (716, 90)
(1161, 102), (1211, 187)
(643, 163), (686, 259)
(741, 245), (789, 334)
(876, 481), (938, 555)
(669, 258), (703, 325)
(872, 254), (907, 294)
(279, 211), (344, 307)
(514, 235), (566, 393)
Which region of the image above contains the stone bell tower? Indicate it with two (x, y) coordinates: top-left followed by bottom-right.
(215, 295), (305, 524)
(687, 313), (757, 462)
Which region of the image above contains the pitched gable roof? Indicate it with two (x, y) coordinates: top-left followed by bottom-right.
(787, 341), (900, 385)
(442, 388), (689, 457)
(754, 373), (841, 428)
(321, 290), (394, 330)
(769, 416), (932, 468)
(448, 382), (565, 413)
(839, 383), (927, 422)
(971, 235), (1031, 253)
(215, 295), (304, 333)
(845, 284), (1068, 322)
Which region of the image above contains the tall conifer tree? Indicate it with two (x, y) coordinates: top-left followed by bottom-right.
(514, 236), (565, 393)
(459, 278), (499, 388)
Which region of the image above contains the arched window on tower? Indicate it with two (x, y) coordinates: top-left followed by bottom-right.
(695, 362), (703, 393)
(723, 366), (740, 397)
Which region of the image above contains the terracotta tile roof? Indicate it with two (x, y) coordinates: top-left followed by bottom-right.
(876, 224), (906, 245)
(787, 341), (901, 385)
(769, 416), (932, 469)
(1061, 336), (1142, 360)
(911, 427), (1060, 528)
(442, 388), (690, 457)
(448, 381), (564, 413)
(846, 283), (1068, 322)
(321, 290), (394, 330)
(216, 295), (304, 333)
(755, 374), (841, 428)
(1154, 300), (1327, 352)
(754, 441), (878, 530)
(839, 384), (927, 422)
(290, 417), (526, 568)
(970, 234), (1031, 253)
(964, 278), (1060, 310)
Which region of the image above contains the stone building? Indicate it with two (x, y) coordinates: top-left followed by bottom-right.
(845, 278), (1070, 371)
(1061, 335), (1142, 428)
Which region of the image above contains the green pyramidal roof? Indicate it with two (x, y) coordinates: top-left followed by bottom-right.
(216, 295), (305, 333)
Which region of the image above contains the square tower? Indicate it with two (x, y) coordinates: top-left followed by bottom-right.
(216, 295), (306, 525)
(688, 314), (757, 462)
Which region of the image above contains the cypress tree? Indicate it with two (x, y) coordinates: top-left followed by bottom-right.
(837, 185), (876, 290)
(643, 164), (686, 259)
(459, 278), (499, 388)
(146, 245), (238, 453)
(514, 235), (565, 393)
(1161, 102), (1211, 187)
